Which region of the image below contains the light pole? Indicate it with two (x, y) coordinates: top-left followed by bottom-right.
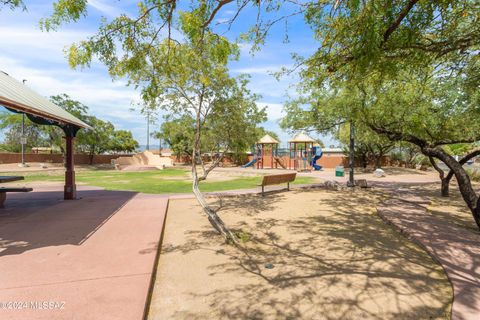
(158, 115), (162, 153)
(20, 79), (27, 167)
(146, 112), (150, 151)
(347, 121), (355, 187)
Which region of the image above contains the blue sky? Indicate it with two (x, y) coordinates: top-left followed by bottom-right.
(0, 0), (336, 149)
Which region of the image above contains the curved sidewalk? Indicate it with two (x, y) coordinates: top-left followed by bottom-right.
(377, 191), (480, 320)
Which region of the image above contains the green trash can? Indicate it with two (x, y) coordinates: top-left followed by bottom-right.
(335, 166), (345, 177)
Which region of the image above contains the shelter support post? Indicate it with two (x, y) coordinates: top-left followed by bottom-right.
(62, 125), (80, 200)
(64, 134), (76, 200)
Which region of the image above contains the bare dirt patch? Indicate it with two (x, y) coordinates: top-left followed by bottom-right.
(148, 189), (452, 319)
(412, 183), (480, 233)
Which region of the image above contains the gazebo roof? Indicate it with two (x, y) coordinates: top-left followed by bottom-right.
(257, 134), (279, 144)
(288, 132), (316, 143)
(0, 71), (91, 129)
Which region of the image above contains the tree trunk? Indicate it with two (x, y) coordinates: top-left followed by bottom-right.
(424, 146), (480, 229)
(191, 163), (237, 243)
(428, 156), (449, 197)
(374, 155), (382, 169)
(360, 153), (368, 168)
(440, 178), (449, 197)
(191, 96), (237, 244)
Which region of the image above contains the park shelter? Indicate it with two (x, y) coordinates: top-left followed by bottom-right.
(256, 134), (279, 169)
(288, 132), (316, 171)
(0, 71), (91, 199)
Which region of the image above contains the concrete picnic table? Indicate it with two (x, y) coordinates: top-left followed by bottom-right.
(0, 176), (32, 207)
(0, 176), (24, 183)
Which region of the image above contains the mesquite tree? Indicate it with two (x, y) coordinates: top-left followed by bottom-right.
(38, 2), (266, 242)
(285, 70), (480, 229)
(278, 0), (480, 229)
(429, 146), (480, 197)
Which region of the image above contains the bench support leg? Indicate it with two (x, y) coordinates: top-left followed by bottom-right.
(64, 134), (77, 200)
(287, 182), (290, 191)
(262, 185), (264, 197)
(0, 193), (6, 208)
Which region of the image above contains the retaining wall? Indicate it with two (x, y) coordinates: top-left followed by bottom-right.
(0, 153), (133, 165)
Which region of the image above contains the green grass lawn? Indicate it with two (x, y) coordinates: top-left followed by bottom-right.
(15, 168), (316, 194)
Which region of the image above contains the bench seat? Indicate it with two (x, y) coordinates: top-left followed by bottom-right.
(259, 173), (296, 196)
(0, 187), (33, 208)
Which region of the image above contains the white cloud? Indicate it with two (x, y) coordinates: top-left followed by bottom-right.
(0, 26), (89, 47)
(215, 18), (230, 24)
(232, 65), (286, 75)
(87, 0), (124, 18)
(257, 102), (284, 121)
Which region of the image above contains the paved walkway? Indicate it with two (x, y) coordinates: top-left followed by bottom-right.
(377, 188), (480, 320)
(0, 186), (168, 320)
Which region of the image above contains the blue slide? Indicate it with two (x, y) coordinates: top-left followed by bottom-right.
(242, 158), (258, 168)
(311, 146), (323, 171)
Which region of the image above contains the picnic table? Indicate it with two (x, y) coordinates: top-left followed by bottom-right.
(0, 176), (25, 183)
(0, 176), (32, 207)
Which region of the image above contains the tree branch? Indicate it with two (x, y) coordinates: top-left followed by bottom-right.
(445, 148), (480, 181)
(382, 0), (419, 44)
(429, 156), (444, 179)
(203, 0), (234, 28)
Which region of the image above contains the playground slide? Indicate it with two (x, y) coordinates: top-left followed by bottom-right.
(311, 155), (323, 171)
(311, 146), (323, 171)
(274, 157), (287, 169)
(242, 158), (258, 168)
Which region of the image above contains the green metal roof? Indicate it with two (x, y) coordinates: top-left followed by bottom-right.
(0, 71), (91, 129)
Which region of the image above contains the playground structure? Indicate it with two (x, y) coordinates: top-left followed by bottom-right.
(242, 134), (287, 169)
(288, 132), (317, 172)
(243, 132), (323, 172)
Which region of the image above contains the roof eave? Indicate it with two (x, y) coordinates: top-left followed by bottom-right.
(0, 97), (92, 130)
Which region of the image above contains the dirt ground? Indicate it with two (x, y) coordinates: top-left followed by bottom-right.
(407, 183), (480, 233)
(148, 189), (452, 320)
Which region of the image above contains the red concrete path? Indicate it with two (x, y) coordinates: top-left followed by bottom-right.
(0, 187), (168, 320)
(377, 189), (480, 320)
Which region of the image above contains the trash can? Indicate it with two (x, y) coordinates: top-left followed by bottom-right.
(335, 166), (344, 177)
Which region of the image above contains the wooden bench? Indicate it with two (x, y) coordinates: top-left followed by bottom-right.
(259, 173), (297, 196)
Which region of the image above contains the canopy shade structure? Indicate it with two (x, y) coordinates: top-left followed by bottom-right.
(0, 70), (91, 200)
(0, 71), (91, 129)
(257, 134), (279, 144)
(288, 132), (316, 143)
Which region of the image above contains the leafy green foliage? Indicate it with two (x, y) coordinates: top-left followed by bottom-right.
(156, 115), (195, 158)
(0, 112), (46, 152)
(0, 0), (24, 11)
(300, 1), (480, 84)
(110, 130), (139, 153)
(51, 94), (139, 157)
(337, 123), (393, 168)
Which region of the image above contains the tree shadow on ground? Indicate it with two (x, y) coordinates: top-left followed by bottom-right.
(155, 189), (452, 320)
(378, 181), (479, 233)
(375, 182), (480, 317)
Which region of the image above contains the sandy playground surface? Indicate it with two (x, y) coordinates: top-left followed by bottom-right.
(148, 189), (452, 319)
